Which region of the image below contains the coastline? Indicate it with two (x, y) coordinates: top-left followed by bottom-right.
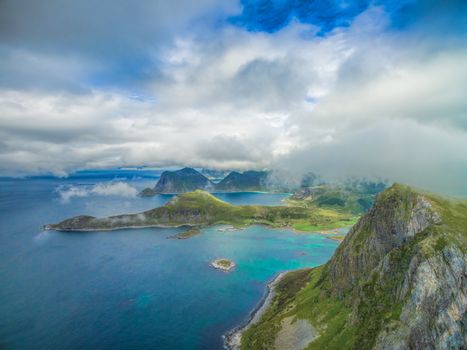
(43, 223), (197, 232)
(45, 222), (351, 241)
(223, 271), (287, 350)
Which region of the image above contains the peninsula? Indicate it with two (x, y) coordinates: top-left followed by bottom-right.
(45, 190), (356, 232)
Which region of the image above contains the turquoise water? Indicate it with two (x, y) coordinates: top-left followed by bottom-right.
(212, 192), (290, 206)
(0, 176), (340, 350)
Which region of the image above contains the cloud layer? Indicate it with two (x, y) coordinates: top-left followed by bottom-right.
(1, 1), (466, 194)
(57, 182), (139, 203)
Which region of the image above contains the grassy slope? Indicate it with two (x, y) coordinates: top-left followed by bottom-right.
(151, 190), (357, 230)
(285, 184), (381, 231)
(240, 185), (467, 350)
(287, 185), (378, 215)
(51, 190), (356, 232)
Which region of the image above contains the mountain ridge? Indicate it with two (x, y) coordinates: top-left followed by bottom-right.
(140, 168), (271, 195)
(45, 190), (355, 232)
(239, 184), (466, 349)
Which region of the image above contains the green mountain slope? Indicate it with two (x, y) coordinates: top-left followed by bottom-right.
(46, 190), (354, 231)
(289, 181), (387, 215)
(240, 184), (466, 349)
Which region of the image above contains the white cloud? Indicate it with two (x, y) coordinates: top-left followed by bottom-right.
(0, 3), (466, 194)
(57, 182), (138, 202)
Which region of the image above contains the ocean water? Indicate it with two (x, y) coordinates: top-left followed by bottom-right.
(0, 175), (340, 350)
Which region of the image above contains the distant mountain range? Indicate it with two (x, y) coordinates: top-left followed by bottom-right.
(140, 168), (270, 195)
(139, 167), (389, 197)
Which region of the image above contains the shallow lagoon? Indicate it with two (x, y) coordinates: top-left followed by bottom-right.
(0, 177), (341, 349)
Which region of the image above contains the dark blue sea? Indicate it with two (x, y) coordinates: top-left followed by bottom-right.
(0, 171), (340, 350)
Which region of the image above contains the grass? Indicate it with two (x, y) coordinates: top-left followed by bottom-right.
(286, 184), (382, 215)
(241, 267), (355, 350)
(292, 216), (358, 232)
(52, 190), (360, 233)
(240, 184), (467, 350)
(240, 269), (315, 350)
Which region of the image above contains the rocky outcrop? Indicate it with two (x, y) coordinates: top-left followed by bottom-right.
(325, 186), (442, 296)
(321, 185), (465, 349)
(143, 168), (213, 195)
(374, 244), (466, 349)
(139, 187), (156, 197)
(240, 184), (466, 350)
(274, 317), (316, 350)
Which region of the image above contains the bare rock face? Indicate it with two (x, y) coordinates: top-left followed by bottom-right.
(238, 184), (465, 350)
(274, 317), (316, 350)
(154, 168), (213, 194)
(321, 184), (466, 349)
(325, 185), (442, 296)
(374, 244), (466, 350)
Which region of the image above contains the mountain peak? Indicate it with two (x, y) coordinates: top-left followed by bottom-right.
(325, 184), (443, 297)
(241, 185), (466, 349)
(153, 168), (212, 194)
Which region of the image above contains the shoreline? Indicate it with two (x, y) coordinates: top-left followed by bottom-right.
(211, 258), (236, 272)
(44, 222), (352, 241)
(43, 223), (196, 232)
(223, 271), (287, 350)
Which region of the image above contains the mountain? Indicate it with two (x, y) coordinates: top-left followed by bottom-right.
(45, 190), (354, 232)
(200, 168), (231, 182)
(239, 184), (466, 349)
(215, 171), (269, 192)
(141, 167), (213, 195)
(139, 187), (157, 197)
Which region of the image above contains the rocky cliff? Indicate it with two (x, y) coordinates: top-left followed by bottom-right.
(215, 170), (269, 192)
(140, 169), (275, 195)
(240, 184), (466, 349)
(141, 167), (213, 195)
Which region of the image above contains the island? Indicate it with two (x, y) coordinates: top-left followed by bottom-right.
(167, 227), (201, 240)
(210, 258), (235, 272)
(231, 184), (466, 350)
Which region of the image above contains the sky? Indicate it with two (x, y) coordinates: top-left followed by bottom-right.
(0, 0), (466, 194)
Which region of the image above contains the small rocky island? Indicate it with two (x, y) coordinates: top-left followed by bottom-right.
(210, 258), (235, 272)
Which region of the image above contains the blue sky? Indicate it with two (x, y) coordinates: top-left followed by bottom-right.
(0, 0), (466, 193)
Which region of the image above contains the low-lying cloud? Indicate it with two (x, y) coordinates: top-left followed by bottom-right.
(57, 182), (138, 203)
